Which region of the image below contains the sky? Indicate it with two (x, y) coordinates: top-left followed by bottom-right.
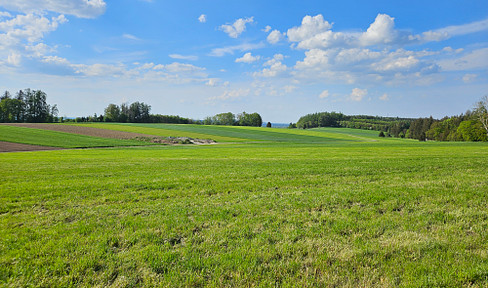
(0, 0), (487, 122)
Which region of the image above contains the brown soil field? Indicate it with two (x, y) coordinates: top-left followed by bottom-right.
(2, 123), (158, 139)
(0, 141), (63, 153)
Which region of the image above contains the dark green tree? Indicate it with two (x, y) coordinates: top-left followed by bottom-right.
(104, 104), (121, 122)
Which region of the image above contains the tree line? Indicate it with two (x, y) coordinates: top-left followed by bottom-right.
(203, 112), (263, 127)
(294, 96), (488, 142)
(0, 89), (58, 123)
(75, 103), (263, 127)
(71, 102), (194, 124)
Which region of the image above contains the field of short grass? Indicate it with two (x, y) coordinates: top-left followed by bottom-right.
(1, 125), (488, 287)
(0, 125), (152, 148)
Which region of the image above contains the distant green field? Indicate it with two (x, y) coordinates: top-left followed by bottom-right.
(1, 125), (488, 287)
(0, 125), (152, 148)
(69, 123), (380, 144)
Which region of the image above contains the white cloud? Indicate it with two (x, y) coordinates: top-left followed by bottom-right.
(235, 52), (260, 63)
(154, 62), (206, 73)
(433, 18), (488, 37)
(219, 17), (254, 38)
(462, 73), (478, 83)
(209, 88), (250, 101)
(205, 78), (219, 86)
(0, 11), (12, 18)
(253, 54), (287, 77)
(209, 42), (265, 57)
(7, 52), (21, 66)
(0, 0), (107, 18)
(319, 90), (329, 98)
(267, 30), (283, 44)
(438, 48), (488, 71)
(0, 13), (67, 44)
(284, 85), (297, 93)
(198, 14), (206, 23)
(122, 33), (140, 41)
(262, 25), (271, 33)
(287, 14), (332, 42)
(379, 93), (389, 101)
(287, 13), (483, 51)
(294, 47), (440, 84)
(359, 14), (398, 46)
(169, 54), (198, 61)
(0, 13), (67, 66)
(350, 88), (367, 101)
(76, 63), (127, 77)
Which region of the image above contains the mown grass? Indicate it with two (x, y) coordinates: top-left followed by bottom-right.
(69, 123), (372, 144)
(0, 125), (153, 148)
(1, 126), (488, 287)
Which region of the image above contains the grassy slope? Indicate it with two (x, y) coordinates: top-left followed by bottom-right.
(0, 125), (152, 148)
(69, 123), (370, 144)
(1, 126), (488, 287)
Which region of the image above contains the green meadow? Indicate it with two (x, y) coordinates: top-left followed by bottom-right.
(0, 125), (152, 148)
(1, 125), (488, 287)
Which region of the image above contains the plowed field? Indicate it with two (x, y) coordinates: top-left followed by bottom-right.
(0, 141), (63, 152)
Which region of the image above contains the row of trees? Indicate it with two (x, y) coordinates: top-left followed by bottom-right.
(296, 112), (345, 129)
(203, 112), (263, 127)
(74, 102), (194, 124)
(0, 90), (58, 123)
(104, 102), (151, 123)
(295, 96), (488, 142)
(74, 103), (263, 126)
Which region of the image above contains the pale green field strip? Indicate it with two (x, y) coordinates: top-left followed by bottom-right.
(69, 123), (372, 144)
(68, 123), (247, 143)
(0, 125), (152, 148)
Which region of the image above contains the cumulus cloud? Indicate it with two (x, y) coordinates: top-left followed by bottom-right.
(287, 13), (480, 50)
(267, 30), (283, 44)
(253, 54), (287, 77)
(0, 0), (107, 18)
(0, 13), (67, 44)
(205, 78), (219, 86)
(198, 14), (206, 23)
(219, 17), (254, 38)
(350, 88), (367, 101)
(262, 25), (272, 33)
(359, 14), (398, 46)
(0, 13), (67, 67)
(287, 14), (332, 42)
(319, 90), (329, 98)
(7, 52), (21, 66)
(0, 11), (12, 18)
(294, 47), (440, 84)
(235, 52), (260, 63)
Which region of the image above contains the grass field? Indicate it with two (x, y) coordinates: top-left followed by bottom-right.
(1, 125), (488, 287)
(0, 125), (153, 148)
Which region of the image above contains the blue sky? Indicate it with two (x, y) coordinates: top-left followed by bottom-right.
(0, 0), (487, 122)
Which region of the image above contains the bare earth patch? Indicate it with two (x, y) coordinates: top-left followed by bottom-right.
(0, 141), (63, 153)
